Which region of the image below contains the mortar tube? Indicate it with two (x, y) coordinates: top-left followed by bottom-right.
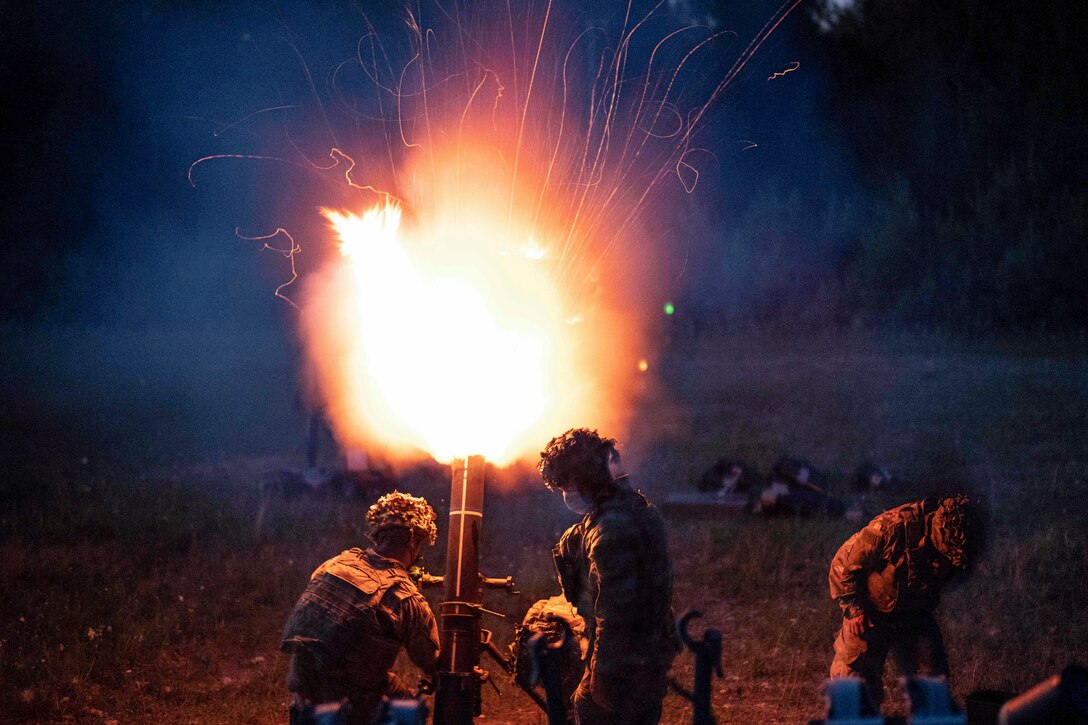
(433, 455), (486, 725)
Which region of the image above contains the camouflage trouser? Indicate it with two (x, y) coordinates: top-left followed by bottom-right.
(829, 610), (949, 708)
(287, 651), (386, 725)
(572, 677), (666, 725)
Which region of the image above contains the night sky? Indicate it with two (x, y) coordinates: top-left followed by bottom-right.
(2, 1), (857, 325)
(2, 0), (1084, 458)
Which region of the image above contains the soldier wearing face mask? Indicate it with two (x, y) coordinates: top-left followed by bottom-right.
(539, 428), (680, 725)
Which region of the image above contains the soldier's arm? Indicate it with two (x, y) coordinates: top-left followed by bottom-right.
(583, 513), (645, 708)
(397, 590), (441, 675)
(828, 524), (888, 618)
(553, 523), (584, 608)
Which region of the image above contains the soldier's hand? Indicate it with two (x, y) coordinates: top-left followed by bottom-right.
(844, 612), (868, 637)
(384, 671), (415, 699)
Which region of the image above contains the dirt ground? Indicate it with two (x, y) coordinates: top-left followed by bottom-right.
(3, 329), (1087, 723)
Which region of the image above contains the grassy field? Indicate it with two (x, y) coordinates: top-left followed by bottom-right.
(2, 328), (1087, 723)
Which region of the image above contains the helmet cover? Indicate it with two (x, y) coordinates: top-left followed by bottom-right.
(931, 494), (972, 567)
(366, 491), (438, 546)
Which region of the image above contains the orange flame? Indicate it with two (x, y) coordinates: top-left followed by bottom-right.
(286, 3), (806, 466)
(301, 143), (630, 465)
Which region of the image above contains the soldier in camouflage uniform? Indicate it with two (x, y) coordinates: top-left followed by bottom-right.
(540, 428), (680, 725)
(281, 492), (441, 723)
(828, 495), (976, 709)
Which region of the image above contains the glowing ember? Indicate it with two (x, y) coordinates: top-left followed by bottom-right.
(272, 3), (806, 468)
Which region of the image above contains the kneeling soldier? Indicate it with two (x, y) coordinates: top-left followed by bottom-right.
(828, 494), (977, 709)
(281, 492), (440, 723)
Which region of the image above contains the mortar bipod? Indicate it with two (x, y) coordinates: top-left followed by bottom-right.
(528, 628), (572, 725)
(670, 610), (723, 725)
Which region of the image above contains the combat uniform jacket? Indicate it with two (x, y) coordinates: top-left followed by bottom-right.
(829, 498), (957, 619)
(553, 486), (679, 717)
(281, 548), (439, 718)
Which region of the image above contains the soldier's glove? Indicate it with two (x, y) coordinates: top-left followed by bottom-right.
(843, 612), (869, 638)
(384, 671), (415, 699)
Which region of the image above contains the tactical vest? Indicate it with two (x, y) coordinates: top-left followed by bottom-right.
(553, 521), (588, 613)
(552, 488), (679, 676)
(281, 548), (413, 688)
(864, 500), (952, 614)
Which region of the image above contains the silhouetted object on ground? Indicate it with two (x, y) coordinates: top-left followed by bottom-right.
(660, 490), (749, 518)
(375, 698), (429, 724)
(540, 428), (681, 725)
(817, 677), (881, 724)
(846, 462), (899, 523)
(816, 676), (966, 724)
(904, 676), (965, 724)
(759, 457), (846, 517)
(288, 698), (351, 725)
(829, 496), (977, 710)
(254, 466), (338, 541)
(998, 665), (1088, 724)
(853, 463), (895, 494)
(297, 374), (392, 501)
(964, 690), (1015, 725)
(697, 458), (756, 495)
(281, 492), (440, 725)
(275, 467), (337, 498)
(662, 455), (753, 515)
(253, 453), (396, 541)
(666, 611), (723, 725)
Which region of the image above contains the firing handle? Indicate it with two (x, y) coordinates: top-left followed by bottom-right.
(481, 575), (518, 593)
(410, 570), (517, 594)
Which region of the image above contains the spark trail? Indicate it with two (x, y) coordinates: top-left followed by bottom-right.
(192, 0), (806, 464)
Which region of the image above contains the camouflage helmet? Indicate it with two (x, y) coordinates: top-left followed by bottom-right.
(538, 428), (619, 491)
(366, 491), (438, 546)
(930, 494), (973, 567)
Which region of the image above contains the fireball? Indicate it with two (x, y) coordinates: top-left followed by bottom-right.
(310, 200), (574, 463)
(282, 2), (800, 466)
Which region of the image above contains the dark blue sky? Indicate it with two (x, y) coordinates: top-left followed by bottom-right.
(0, 0), (871, 464)
(2, 0), (854, 328)
(4, 0), (1082, 464)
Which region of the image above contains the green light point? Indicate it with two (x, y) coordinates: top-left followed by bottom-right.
(663, 302), (675, 316)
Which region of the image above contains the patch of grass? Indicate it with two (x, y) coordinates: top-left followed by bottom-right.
(3, 329), (1087, 723)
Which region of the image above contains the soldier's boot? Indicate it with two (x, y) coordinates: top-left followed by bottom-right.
(890, 612), (950, 681)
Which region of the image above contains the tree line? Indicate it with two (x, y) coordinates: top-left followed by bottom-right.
(810, 0), (1087, 332)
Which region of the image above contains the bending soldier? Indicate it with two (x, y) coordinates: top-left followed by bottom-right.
(539, 428), (680, 725)
(828, 495), (977, 709)
(281, 491), (440, 723)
